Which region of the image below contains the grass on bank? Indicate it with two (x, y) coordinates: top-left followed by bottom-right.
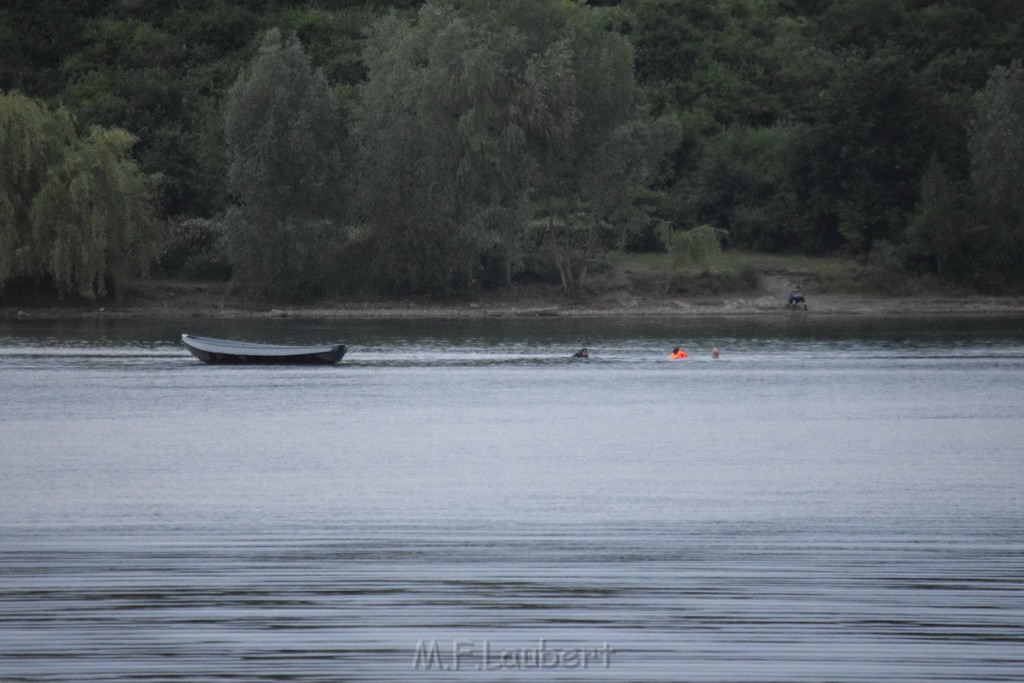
(605, 249), (913, 297)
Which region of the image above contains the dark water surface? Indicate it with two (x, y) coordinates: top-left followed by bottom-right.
(2, 317), (1023, 681)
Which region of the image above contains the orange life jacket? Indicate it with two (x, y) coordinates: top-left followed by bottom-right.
(669, 350), (687, 359)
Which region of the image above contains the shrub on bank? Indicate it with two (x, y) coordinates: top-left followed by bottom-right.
(155, 218), (231, 281)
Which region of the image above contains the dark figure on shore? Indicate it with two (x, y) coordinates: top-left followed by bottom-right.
(572, 348), (589, 358)
(788, 290), (807, 310)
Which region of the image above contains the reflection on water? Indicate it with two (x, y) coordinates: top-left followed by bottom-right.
(1, 317), (1023, 681)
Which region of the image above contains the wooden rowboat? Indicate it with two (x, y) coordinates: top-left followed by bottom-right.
(181, 334), (347, 365)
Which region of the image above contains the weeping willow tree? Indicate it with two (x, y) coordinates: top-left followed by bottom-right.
(30, 127), (157, 298)
(0, 93), (74, 285)
(1, 92), (156, 298)
(665, 224), (722, 270)
(658, 224), (722, 293)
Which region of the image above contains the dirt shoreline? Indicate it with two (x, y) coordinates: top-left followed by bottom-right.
(3, 280), (1024, 321)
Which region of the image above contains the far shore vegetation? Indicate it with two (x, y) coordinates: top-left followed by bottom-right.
(2, 0), (1024, 304)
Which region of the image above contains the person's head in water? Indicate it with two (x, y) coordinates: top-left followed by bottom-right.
(711, 347), (720, 359)
(672, 347), (679, 354)
(572, 347), (589, 358)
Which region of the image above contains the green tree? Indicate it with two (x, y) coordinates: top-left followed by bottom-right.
(619, 0), (817, 254)
(970, 60), (1024, 280)
(222, 28), (344, 298)
(30, 127), (157, 298)
(0, 0), (85, 98)
(622, 0), (815, 125)
(534, 115), (680, 292)
(60, 19), (192, 216)
(792, 49), (934, 254)
(1, 92), (156, 298)
(811, 0), (909, 56)
(690, 124), (799, 251)
(0, 92), (73, 284)
(530, 5), (678, 292)
(353, 0), (582, 294)
(352, 0), (676, 294)
(666, 224), (721, 269)
(905, 158), (979, 279)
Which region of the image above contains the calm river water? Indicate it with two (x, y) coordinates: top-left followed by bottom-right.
(1, 316), (1023, 682)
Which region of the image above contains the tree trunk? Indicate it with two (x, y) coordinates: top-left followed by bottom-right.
(555, 250), (570, 292)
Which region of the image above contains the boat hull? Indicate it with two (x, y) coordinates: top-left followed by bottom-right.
(181, 334), (346, 365)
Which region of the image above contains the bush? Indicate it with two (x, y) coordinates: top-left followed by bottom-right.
(857, 241), (912, 295)
(812, 244), (911, 295)
(735, 262), (762, 290)
(622, 220), (668, 253)
(156, 218), (230, 280)
(665, 224), (722, 269)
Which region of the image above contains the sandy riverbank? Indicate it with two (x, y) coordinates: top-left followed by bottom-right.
(3, 279), (1024, 321)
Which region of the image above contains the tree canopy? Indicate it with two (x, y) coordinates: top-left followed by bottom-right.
(970, 60), (1024, 280)
(222, 28), (345, 298)
(3, 0), (1024, 298)
(353, 0), (677, 294)
(1, 92), (156, 297)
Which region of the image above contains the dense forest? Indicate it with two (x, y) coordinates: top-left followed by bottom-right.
(1, 0), (1023, 299)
